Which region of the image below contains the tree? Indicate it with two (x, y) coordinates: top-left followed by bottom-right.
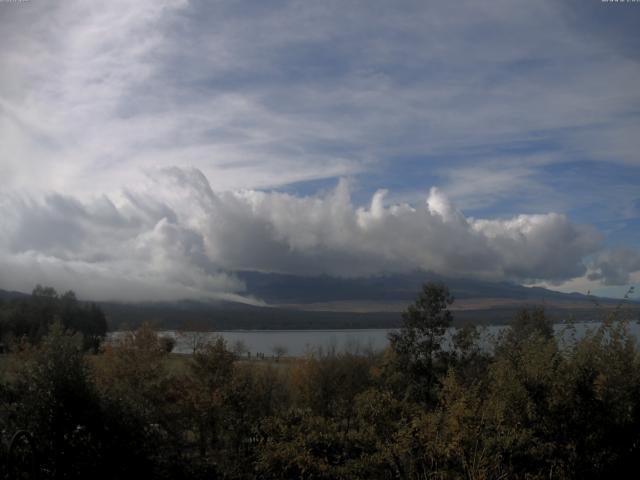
(177, 321), (211, 354)
(93, 323), (177, 478)
(232, 339), (249, 358)
(155, 334), (175, 353)
(186, 336), (235, 459)
(509, 306), (554, 344)
(272, 344), (288, 362)
(449, 323), (490, 387)
(0, 286), (107, 350)
(83, 303), (108, 352)
(387, 282), (454, 403)
(12, 321), (105, 479)
(293, 348), (374, 421)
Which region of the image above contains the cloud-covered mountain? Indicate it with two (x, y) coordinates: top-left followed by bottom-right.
(234, 270), (596, 306)
(2, 167), (636, 304)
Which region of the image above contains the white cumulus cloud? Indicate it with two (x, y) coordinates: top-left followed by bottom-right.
(0, 168), (614, 301)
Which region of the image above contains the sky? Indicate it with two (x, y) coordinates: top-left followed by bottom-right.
(0, 0), (639, 302)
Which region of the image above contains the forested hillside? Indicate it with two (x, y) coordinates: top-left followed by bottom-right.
(0, 285), (107, 351)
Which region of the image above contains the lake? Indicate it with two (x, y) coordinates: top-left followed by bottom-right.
(110, 321), (640, 357)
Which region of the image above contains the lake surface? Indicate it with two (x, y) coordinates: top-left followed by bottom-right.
(110, 321), (640, 357)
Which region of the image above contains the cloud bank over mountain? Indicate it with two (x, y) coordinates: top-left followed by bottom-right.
(2, 168), (635, 301)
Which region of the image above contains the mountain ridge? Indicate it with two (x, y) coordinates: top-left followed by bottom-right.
(2, 272), (637, 330)
(233, 270), (608, 306)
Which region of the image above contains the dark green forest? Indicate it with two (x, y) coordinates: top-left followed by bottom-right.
(0, 285), (107, 352)
(1, 283), (640, 479)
